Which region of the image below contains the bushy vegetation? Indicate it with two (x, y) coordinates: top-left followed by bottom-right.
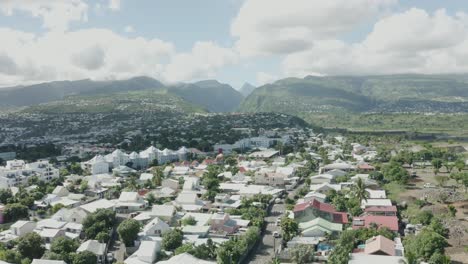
(216, 227), (260, 264)
(82, 209), (116, 242)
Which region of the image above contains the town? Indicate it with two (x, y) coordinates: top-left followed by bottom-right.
(0, 122), (466, 264)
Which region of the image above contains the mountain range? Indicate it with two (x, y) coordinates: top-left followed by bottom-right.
(2, 74), (468, 116)
(240, 74), (468, 114)
(0, 77), (244, 113)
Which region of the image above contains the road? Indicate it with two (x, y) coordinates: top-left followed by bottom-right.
(246, 180), (306, 264)
(246, 203), (284, 264)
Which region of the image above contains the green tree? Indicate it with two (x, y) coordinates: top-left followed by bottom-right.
(447, 205), (457, 217)
(454, 159), (465, 172)
(146, 193), (156, 206)
(51, 203), (65, 214)
(162, 229), (183, 251)
(404, 229), (448, 261)
(289, 244), (315, 264)
(353, 177), (369, 202)
(4, 203), (29, 222)
(429, 218), (448, 237)
(280, 217), (299, 243)
(117, 219), (141, 246)
(411, 210), (433, 225)
(50, 237), (79, 263)
(192, 239), (217, 260)
(328, 230), (355, 264)
(382, 161), (409, 184)
(95, 232), (110, 243)
(181, 216), (197, 226)
(152, 167), (163, 186)
(432, 158), (443, 175)
(69, 163), (83, 175)
(59, 168), (70, 177)
(0, 189), (13, 204)
(174, 243), (194, 255)
(429, 252), (450, 264)
(17, 232), (45, 260)
(202, 166), (221, 201)
(0, 249), (23, 264)
(82, 209), (116, 239)
(72, 251), (97, 264)
(463, 172), (468, 192)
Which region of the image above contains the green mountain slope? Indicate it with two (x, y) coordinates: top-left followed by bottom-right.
(0, 77), (165, 107)
(240, 74), (468, 114)
(170, 80), (244, 112)
(0, 77), (244, 113)
(24, 90), (206, 114)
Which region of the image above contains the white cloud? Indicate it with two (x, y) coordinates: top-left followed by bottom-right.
(0, 28), (240, 87)
(0, 28), (175, 86)
(0, 0), (88, 32)
(71, 45), (106, 70)
(256, 72), (277, 86)
(231, 0), (396, 57)
(163, 41), (239, 83)
(124, 25), (134, 33)
(363, 8), (467, 52)
(283, 8), (468, 76)
(109, 0), (120, 11)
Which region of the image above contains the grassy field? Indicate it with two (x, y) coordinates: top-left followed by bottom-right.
(304, 112), (468, 137)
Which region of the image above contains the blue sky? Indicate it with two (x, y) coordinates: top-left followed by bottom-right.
(1, 0), (468, 89)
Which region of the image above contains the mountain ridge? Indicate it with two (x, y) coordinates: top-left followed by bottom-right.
(0, 77), (244, 113)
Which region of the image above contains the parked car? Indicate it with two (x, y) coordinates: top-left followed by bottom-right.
(276, 217), (281, 226)
(423, 183), (436, 188)
(273, 231), (280, 238)
(107, 253), (114, 263)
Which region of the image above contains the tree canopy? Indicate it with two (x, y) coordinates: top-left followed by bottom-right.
(117, 219), (141, 246)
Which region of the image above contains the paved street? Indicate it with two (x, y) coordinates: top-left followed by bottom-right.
(247, 203), (284, 264)
(245, 180), (306, 264)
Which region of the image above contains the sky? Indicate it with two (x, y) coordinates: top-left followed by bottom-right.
(1, 0), (468, 89)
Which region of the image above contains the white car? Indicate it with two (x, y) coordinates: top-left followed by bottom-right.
(423, 183), (436, 188)
(107, 253), (114, 263)
(273, 231), (280, 238)
(276, 217), (282, 226)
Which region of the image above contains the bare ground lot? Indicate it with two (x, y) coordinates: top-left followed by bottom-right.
(394, 167), (468, 263)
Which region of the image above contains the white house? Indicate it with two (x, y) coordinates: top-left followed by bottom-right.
(32, 260), (66, 264)
(310, 174), (336, 184)
(140, 217), (170, 237)
(10, 221), (36, 237)
(175, 192), (205, 212)
(124, 241), (160, 264)
(52, 208), (88, 224)
(52, 186), (69, 197)
(82, 155), (109, 175)
(77, 240), (107, 263)
(116, 192), (147, 213)
(157, 253), (214, 264)
(80, 199), (115, 213)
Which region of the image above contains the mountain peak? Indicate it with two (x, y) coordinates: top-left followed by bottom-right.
(240, 82), (256, 96)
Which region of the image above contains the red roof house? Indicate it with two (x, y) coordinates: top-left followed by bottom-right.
(357, 163), (375, 171)
(294, 199), (348, 224)
(364, 206), (397, 216)
(352, 215), (399, 232)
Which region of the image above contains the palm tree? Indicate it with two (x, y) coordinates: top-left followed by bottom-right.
(353, 177), (369, 202)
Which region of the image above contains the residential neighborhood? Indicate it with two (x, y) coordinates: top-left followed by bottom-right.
(0, 124), (465, 264)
